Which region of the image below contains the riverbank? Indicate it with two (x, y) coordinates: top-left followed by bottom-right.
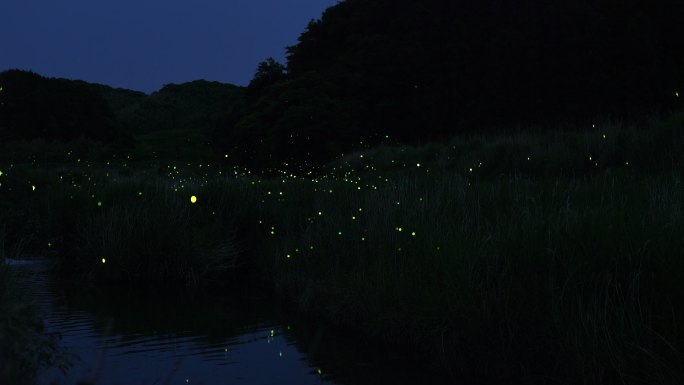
(0, 256), (69, 384)
(1, 113), (683, 384)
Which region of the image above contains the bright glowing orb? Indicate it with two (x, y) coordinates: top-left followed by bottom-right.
(101, 258), (106, 264)
(190, 195), (197, 203)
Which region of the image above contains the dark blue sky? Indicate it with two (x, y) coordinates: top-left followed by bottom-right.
(0, 0), (338, 93)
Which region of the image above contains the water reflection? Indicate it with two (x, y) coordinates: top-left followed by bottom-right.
(13, 261), (448, 385)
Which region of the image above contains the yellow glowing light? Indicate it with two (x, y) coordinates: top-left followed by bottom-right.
(97, 201), (102, 207)
(138, 191), (142, 196)
(676, 91), (680, 97)
(469, 168), (473, 172)
(352, 216), (356, 220)
(190, 195), (197, 203)
(48, 242), (52, 247)
(527, 156), (531, 161)
(287, 254), (291, 258)
(338, 231), (342, 235)
(0, 170), (3, 176)
(32, 185), (36, 191)
(411, 231), (416, 236)
(361, 237), (365, 241)
(397, 227), (403, 232)
(101, 258), (106, 264)
(589, 156), (592, 161)
(416, 163), (421, 167)
(318, 211), (323, 216)
(317, 368), (322, 375)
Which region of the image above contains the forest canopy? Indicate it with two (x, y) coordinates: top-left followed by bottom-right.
(1, 0), (683, 171)
(213, 0), (684, 170)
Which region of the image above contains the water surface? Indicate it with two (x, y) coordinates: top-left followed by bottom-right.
(12, 260), (447, 385)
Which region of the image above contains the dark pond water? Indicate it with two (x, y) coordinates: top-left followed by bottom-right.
(10, 260), (448, 385)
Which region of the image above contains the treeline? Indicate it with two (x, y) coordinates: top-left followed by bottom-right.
(214, 0), (684, 170)
(0, 70), (120, 142)
(0, 70), (244, 153)
(2, 0), (683, 171)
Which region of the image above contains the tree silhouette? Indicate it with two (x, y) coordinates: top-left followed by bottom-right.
(214, 0), (684, 171)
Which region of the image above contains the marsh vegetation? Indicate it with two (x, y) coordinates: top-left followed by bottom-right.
(2, 111), (684, 383)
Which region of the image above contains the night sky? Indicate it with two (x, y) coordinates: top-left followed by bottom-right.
(0, 0), (338, 93)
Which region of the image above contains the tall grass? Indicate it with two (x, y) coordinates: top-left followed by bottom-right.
(328, 110), (684, 179)
(0, 227), (69, 384)
(1, 111), (683, 383)
(252, 171), (684, 384)
(53, 177), (256, 287)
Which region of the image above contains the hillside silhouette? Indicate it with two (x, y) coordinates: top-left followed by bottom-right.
(2, 0), (683, 170)
(213, 0), (684, 170)
(0, 70), (121, 142)
(0, 70), (245, 160)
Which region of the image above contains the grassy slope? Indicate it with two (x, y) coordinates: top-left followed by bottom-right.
(0, 112), (683, 383)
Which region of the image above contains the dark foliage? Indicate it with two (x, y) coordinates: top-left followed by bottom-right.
(0, 70), (121, 142)
(214, 0), (684, 170)
(117, 80), (244, 135)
